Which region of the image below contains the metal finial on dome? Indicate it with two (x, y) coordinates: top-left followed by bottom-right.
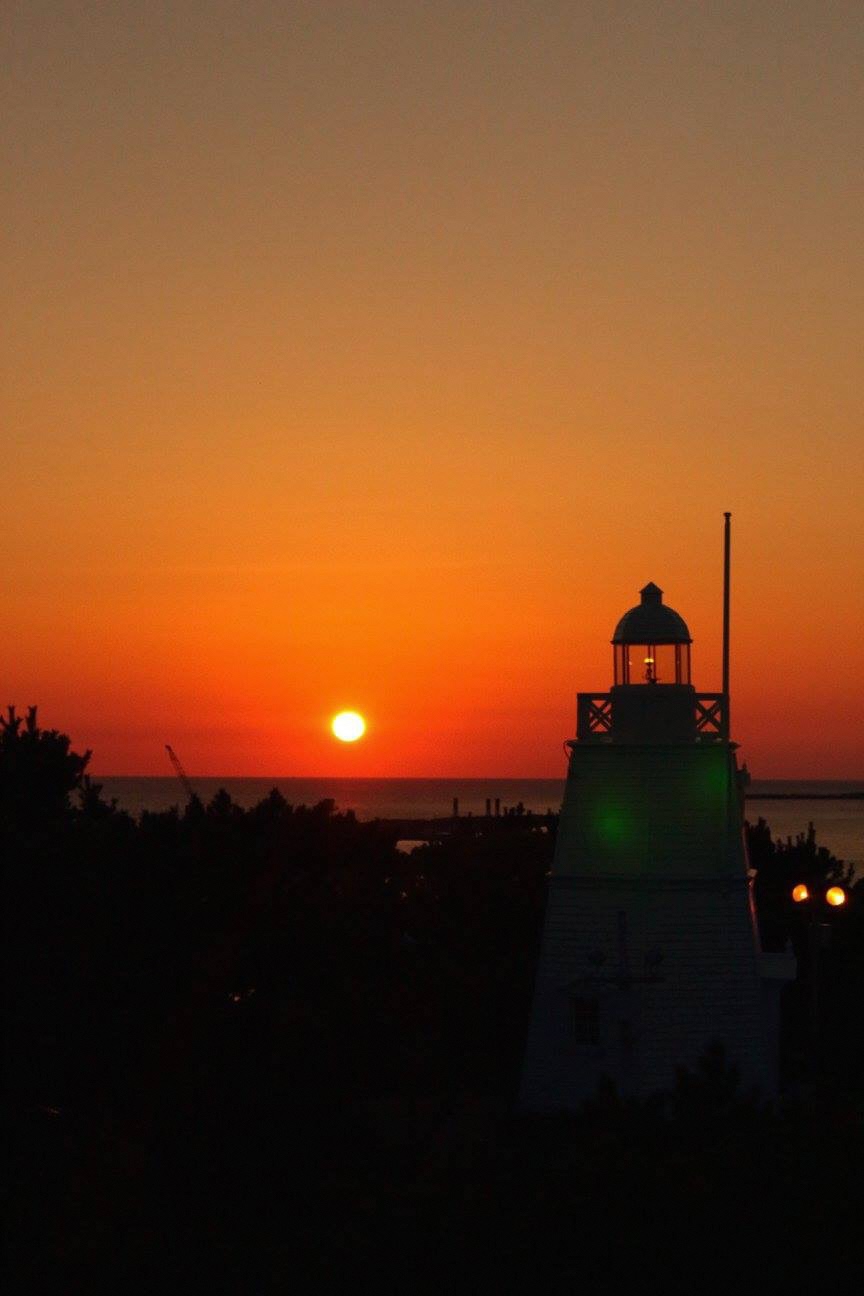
(640, 582), (663, 603)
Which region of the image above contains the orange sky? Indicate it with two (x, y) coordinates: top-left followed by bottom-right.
(3, 2), (863, 777)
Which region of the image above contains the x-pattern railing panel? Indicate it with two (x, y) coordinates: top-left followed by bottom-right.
(694, 693), (726, 735)
(576, 691), (728, 740)
(576, 693), (614, 739)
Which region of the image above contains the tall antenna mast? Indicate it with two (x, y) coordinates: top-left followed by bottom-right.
(722, 512), (731, 739)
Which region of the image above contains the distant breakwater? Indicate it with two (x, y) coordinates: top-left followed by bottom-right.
(746, 792), (864, 800)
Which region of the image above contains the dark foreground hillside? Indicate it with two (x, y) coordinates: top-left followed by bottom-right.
(4, 709), (863, 1291)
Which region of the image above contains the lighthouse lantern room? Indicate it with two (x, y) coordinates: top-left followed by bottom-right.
(612, 582), (691, 686)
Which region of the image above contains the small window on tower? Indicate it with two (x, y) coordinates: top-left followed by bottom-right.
(568, 997), (600, 1044)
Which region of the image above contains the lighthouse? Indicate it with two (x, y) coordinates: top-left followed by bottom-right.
(521, 525), (791, 1107)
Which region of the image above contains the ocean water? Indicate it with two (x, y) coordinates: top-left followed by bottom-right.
(95, 777), (864, 871)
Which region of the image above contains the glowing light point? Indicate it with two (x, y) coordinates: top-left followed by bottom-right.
(792, 884), (809, 903)
(331, 711), (366, 743)
(825, 886), (846, 907)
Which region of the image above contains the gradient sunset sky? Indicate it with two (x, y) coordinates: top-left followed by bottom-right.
(3, 1), (863, 777)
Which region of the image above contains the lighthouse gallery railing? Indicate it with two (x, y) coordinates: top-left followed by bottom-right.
(576, 692), (728, 741)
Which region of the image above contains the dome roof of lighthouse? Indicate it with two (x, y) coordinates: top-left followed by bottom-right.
(612, 583), (692, 644)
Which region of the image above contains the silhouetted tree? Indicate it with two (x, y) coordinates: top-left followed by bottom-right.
(0, 704), (90, 833)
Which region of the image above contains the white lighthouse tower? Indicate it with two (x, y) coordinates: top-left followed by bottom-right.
(521, 522), (791, 1107)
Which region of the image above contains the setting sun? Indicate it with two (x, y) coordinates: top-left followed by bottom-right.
(331, 711), (366, 743)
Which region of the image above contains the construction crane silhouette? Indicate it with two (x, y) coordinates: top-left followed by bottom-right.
(165, 744), (196, 803)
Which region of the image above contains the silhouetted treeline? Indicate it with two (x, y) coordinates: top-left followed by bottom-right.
(4, 709), (863, 1290)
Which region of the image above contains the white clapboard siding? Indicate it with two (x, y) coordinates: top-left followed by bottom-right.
(520, 741), (786, 1109)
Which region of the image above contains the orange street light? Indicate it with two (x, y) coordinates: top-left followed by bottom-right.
(825, 886), (847, 907)
(792, 884), (809, 902)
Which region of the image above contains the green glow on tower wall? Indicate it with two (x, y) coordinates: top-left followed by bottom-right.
(564, 743), (736, 877)
(594, 802), (634, 847)
(693, 750), (728, 793)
